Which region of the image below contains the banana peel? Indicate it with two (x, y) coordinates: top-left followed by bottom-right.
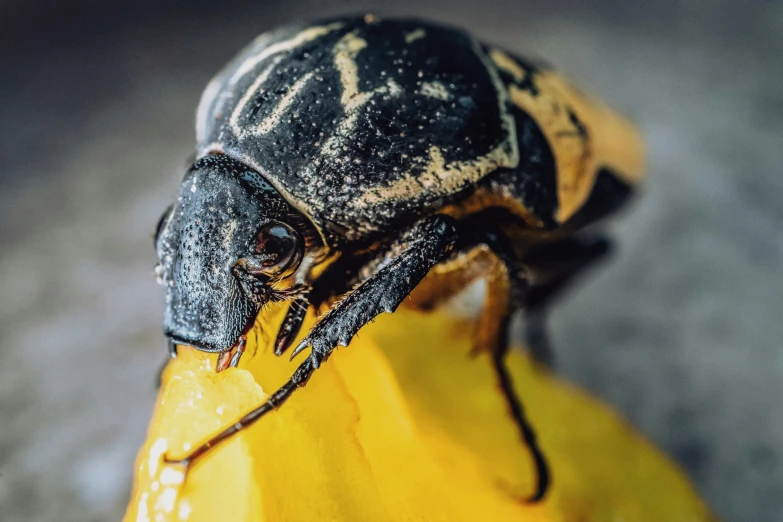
(125, 306), (716, 522)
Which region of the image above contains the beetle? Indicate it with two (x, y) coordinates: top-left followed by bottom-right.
(154, 14), (644, 502)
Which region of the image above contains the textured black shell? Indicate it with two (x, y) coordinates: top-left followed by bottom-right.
(197, 16), (518, 249)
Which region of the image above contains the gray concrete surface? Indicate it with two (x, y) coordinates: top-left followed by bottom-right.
(0, 1), (780, 521)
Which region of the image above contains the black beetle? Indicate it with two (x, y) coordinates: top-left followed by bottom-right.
(154, 14), (644, 501)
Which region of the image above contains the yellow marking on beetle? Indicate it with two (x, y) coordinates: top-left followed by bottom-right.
(197, 29), (309, 144)
(405, 28), (426, 44)
(507, 81), (593, 224)
(355, 39), (519, 210)
(334, 32), (370, 109)
(320, 32), (402, 158)
(475, 40), (519, 170)
(229, 23), (344, 86)
(420, 81), (450, 100)
(440, 186), (544, 228)
(490, 48), (644, 223)
(227, 23), (345, 139)
(229, 61), (280, 138)
(254, 71), (315, 135)
(489, 49), (527, 82)
(359, 144), (514, 206)
(405, 244), (501, 313)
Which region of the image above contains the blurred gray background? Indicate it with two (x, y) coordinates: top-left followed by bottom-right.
(0, 0), (780, 521)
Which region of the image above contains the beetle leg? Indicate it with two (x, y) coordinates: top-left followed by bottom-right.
(215, 351), (232, 372)
(272, 253), (378, 357)
(491, 312), (550, 503)
(273, 247), (386, 357)
(457, 223), (550, 502)
(165, 357), (317, 470)
(403, 221), (551, 502)
(274, 294), (311, 356)
(229, 336), (247, 368)
(274, 251), (382, 356)
(215, 336), (247, 372)
(469, 250), (516, 358)
(290, 214), (459, 367)
(404, 245), (512, 358)
(164, 215), (459, 471)
(404, 245), (498, 312)
(483, 261), (550, 503)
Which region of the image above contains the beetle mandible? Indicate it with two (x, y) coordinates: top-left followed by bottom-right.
(154, 14), (645, 502)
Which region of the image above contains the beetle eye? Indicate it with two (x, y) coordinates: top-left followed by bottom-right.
(251, 221), (302, 276)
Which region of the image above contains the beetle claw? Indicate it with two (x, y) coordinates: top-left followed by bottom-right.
(215, 351), (232, 372)
(289, 339), (310, 361)
(216, 336), (247, 372)
(229, 336), (247, 368)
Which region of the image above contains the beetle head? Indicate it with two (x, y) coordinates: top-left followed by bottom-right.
(155, 154), (311, 353)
